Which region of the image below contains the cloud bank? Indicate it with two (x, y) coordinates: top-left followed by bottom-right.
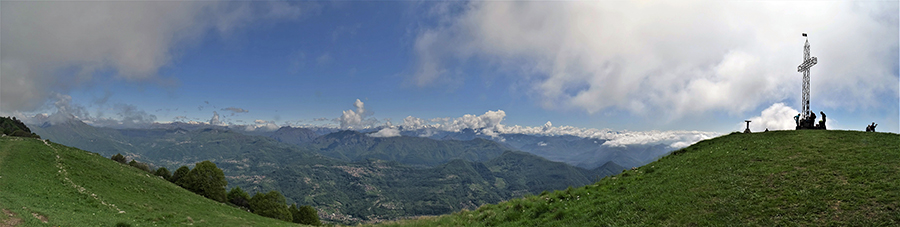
(13, 94), (157, 128)
(369, 127), (401, 138)
(0, 1), (304, 112)
(319, 99), (718, 147)
(399, 108), (718, 148)
(412, 1), (898, 119)
(244, 119), (280, 131)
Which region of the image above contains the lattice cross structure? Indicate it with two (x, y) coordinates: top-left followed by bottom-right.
(797, 37), (817, 119)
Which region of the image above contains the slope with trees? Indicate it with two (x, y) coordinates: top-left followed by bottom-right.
(0, 116), (40, 138)
(0, 136), (299, 226)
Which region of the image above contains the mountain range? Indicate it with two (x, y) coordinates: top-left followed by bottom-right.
(27, 119), (634, 223)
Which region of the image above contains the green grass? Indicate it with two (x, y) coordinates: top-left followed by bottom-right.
(0, 136), (300, 226)
(377, 130), (900, 226)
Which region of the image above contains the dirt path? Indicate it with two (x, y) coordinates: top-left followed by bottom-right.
(42, 139), (125, 214)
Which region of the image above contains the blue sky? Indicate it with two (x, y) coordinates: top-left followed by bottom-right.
(2, 1), (898, 134)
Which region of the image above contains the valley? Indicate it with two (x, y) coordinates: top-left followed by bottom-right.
(27, 119), (636, 223)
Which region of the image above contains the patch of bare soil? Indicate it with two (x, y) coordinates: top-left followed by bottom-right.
(31, 212), (48, 223)
(1, 209), (22, 227)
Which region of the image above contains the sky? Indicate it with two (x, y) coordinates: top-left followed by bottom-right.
(1, 1), (898, 135)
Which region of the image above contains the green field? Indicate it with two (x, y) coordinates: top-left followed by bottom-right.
(0, 136), (299, 226)
(379, 130), (900, 226)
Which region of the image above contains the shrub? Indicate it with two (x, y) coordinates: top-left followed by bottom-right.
(228, 187), (251, 210)
(129, 160), (152, 173)
(291, 204), (321, 225)
(249, 191), (292, 222)
(155, 167), (171, 180)
(10, 130), (37, 138)
(176, 161), (227, 203)
(170, 166), (190, 185)
(111, 153), (127, 164)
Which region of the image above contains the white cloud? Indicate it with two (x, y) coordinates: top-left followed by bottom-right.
(209, 111), (222, 126)
(741, 102), (837, 132)
(600, 130), (718, 149)
(0, 1), (305, 112)
(401, 110), (506, 138)
(440, 110), (505, 132)
(368, 127), (401, 138)
(244, 119), (279, 131)
(397, 108), (718, 148)
(337, 99), (378, 129)
(402, 116), (429, 129)
(743, 103), (800, 132)
(412, 1), (898, 120)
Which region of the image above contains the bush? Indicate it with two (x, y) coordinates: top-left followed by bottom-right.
(128, 160), (152, 173)
(10, 129), (39, 138)
(111, 153), (127, 164)
(176, 161), (227, 203)
(228, 187), (251, 210)
(290, 204), (321, 225)
(155, 167), (171, 180)
(170, 166), (190, 185)
(249, 191), (292, 222)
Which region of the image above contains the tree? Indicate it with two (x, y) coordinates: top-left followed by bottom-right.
(227, 187), (251, 210)
(111, 153), (127, 164)
(155, 167), (171, 180)
(290, 204), (321, 225)
(170, 166), (190, 185)
(289, 204), (302, 223)
(249, 191), (292, 222)
(176, 161), (227, 203)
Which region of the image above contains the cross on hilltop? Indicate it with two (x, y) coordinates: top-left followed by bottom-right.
(797, 33), (817, 120)
(794, 33), (826, 130)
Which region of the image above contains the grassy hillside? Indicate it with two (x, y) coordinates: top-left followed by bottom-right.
(0, 136), (298, 226)
(381, 130), (900, 226)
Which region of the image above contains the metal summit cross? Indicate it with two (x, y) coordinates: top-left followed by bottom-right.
(797, 33), (817, 120)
